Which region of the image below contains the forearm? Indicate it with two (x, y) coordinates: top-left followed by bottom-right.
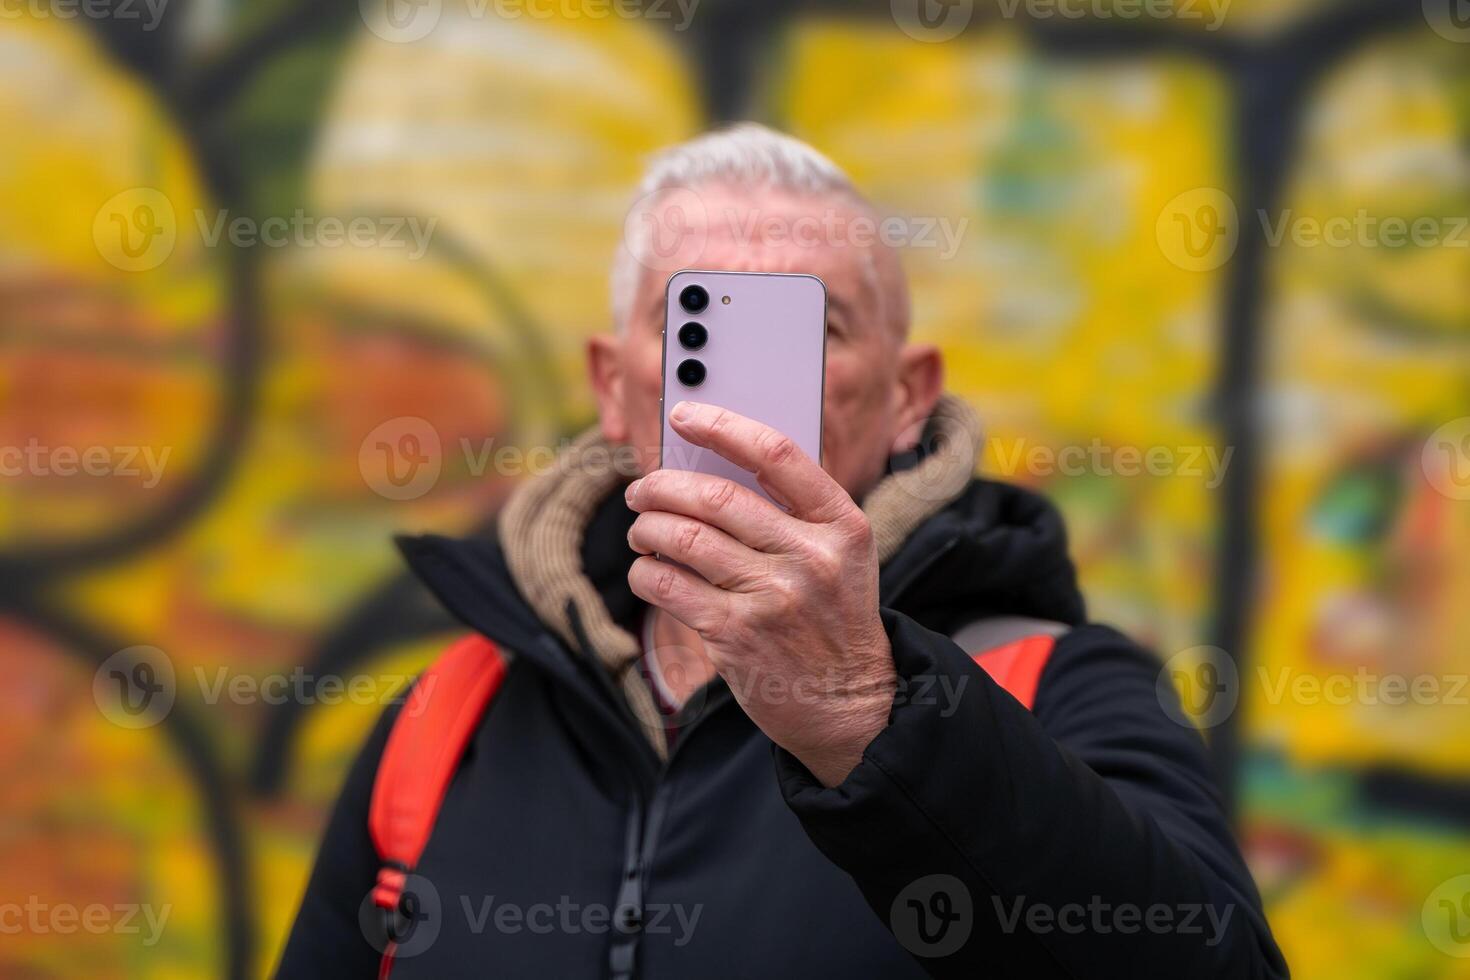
(776, 611), (1287, 979)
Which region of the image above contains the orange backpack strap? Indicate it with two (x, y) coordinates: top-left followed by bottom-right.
(369, 634), (507, 978)
(953, 617), (1069, 711)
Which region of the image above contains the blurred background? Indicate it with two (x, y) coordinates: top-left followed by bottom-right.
(2, 0), (1468, 976)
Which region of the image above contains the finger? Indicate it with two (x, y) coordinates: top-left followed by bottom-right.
(627, 512), (770, 591)
(667, 401), (851, 524)
(627, 555), (733, 637)
(626, 468), (801, 553)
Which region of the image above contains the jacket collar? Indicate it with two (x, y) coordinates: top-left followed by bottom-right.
(397, 394), (1086, 700)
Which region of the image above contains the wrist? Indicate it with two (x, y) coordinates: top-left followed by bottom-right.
(800, 651), (897, 788)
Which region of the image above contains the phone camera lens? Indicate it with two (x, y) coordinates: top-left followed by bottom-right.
(677, 322), (708, 351)
(675, 359), (706, 388)
(679, 285), (709, 314)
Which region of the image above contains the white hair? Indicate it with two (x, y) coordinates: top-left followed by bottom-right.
(610, 123), (869, 332)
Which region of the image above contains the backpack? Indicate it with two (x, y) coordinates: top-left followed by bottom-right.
(366, 618), (1065, 978)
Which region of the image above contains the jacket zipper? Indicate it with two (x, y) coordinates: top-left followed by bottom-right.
(592, 535), (959, 979)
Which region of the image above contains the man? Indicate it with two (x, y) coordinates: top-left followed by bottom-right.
(279, 124), (1288, 978)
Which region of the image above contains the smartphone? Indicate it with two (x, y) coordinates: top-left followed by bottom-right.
(660, 270), (827, 504)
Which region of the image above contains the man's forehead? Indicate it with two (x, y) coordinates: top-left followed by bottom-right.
(634, 186), (884, 307)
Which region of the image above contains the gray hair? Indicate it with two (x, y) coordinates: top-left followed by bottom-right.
(610, 123), (872, 332)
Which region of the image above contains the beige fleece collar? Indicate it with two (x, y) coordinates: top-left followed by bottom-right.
(497, 394), (983, 680)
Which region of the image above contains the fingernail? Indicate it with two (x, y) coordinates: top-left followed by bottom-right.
(625, 479), (641, 505)
(670, 401), (694, 423)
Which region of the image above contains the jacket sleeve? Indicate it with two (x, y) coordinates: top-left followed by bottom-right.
(275, 698), (401, 978)
(775, 610), (1289, 980)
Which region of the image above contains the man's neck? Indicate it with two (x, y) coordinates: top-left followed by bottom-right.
(645, 608), (718, 708)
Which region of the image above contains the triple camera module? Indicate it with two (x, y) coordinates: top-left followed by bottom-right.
(675, 284), (709, 388)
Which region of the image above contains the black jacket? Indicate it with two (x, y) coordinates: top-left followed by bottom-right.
(278, 478), (1288, 979)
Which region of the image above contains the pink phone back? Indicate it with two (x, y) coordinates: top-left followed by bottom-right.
(661, 270), (827, 501)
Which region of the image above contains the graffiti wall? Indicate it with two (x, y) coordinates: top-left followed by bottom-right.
(2, 1), (1467, 976)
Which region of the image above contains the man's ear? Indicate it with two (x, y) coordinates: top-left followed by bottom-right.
(890, 344), (944, 455)
(587, 333), (628, 443)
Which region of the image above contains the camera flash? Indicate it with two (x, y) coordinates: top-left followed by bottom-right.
(722, 295), (731, 305)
